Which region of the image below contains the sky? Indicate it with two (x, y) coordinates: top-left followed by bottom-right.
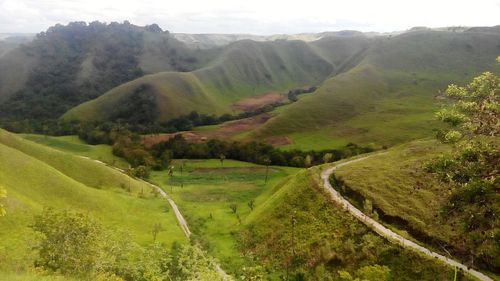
(0, 0), (499, 34)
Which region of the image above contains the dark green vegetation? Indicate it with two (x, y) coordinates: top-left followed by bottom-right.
(239, 166), (470, 280)
(0, 21), (213, 127)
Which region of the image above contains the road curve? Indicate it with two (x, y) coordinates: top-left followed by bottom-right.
(321, 156), (493, 281)
(79, 156), (231, 280)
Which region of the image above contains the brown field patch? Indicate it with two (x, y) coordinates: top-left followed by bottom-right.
(142, 113), (276, 146)
(232, 92), (285, 112)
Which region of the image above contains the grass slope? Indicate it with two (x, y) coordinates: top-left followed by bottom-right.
(254, 29), (500, 149)
(62, 39), (334, 122)
(333, 139), (499, 278)
(241, 164), (473, 280)
(0, 129), (187, 273)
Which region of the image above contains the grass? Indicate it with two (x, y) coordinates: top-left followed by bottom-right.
(149, 159), (301, 275)
(240, 164), (472, 280)
(63, 40), (333, 123)
(332, 139), (500, 279)
(254, 30), (500, 150)
(21, 134), (130, 169)
(0, 130), (187, 273)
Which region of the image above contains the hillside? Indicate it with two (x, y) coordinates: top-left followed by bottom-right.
(239, 164), (473, 280)
(333, 140), (499, 275)
(253, 29), (500, 149)
(63, 39), (334, 122)
(0, 129), (187, 272)
(0, 22), (214, 123)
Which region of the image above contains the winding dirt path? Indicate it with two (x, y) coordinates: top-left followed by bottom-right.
(79, 156), (232, 280)
(321, 156), (493, 281)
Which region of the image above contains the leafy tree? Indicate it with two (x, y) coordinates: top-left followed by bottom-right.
(0, 185), (6, 216)
(304, 155), (313, 167)
(31, 208), (104, 276)
(428, 68), (499, 269)
(175, 244), (223, 281)
(322, 153), (333, 164)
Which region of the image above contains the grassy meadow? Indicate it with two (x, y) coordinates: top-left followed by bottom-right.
(149, 159), (301, 274)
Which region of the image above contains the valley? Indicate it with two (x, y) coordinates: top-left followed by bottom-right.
(0, 20), (498, 281)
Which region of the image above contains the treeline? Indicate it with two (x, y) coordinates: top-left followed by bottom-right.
(150, 135), (373, 168)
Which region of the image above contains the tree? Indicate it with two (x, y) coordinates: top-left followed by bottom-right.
(219, 153), (226, 166)
(323, 153), (333, 164)
(31, 208), (103, 276)
(304, 155), (313, 167)
(248, 200), (255, 211)
(428, 67), (499, 269)
(151, 223), (165, 242)
(0, 185), (6, 216)
(262, 156), (271, 183)
(229, 203), (238, 214)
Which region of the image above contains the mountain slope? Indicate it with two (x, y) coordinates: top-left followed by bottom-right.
(0, 22), (212, 122)
(63, 39), (335, 122)
(254, 29), (500, 149)
(0, 129), (187, 271)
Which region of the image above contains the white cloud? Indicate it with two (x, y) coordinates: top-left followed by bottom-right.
(0, 0), (498, 34)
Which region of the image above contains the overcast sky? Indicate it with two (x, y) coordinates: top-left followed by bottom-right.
(0, 0), (499, 34)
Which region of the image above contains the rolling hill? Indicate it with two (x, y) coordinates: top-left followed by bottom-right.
(62, 39), (334, 122)
(253, 28), (500, 149)
(0, 21), (215, 121)
(0, 129), (187, 272)
(239, 164), (473, 280)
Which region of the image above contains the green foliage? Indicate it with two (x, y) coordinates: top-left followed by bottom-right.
(31, 208), (104, 276)
(338, 265), (391, 281)
(31, 208), (222, 280)
(240, 167), (458, 280)
(151, 135), (373, 168)
(428, 70), (499, 271)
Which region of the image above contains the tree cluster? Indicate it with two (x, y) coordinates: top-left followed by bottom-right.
(31, 208), (224, 281)
(150, 135), (373, 168)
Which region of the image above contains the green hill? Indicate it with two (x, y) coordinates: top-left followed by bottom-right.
(63, 39), (334, 122)
(333, 139), (499, 276)
(0, 129), (187, 272)
(0, 21), (212, 122)
(239, 164), (472, 280)
(253, 29), (500, 149)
